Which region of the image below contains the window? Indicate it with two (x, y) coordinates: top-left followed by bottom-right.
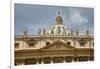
(93, 42), (94, 47)
(68, 33), (70, 35)
(29, 43), (34, 47)
(58, 27), (61, 34)
(15, 43), (19, 48)
(51, 29), (54, 34)
(80, 42), (85, 46)
(67, 42), (70, 46)
(46, 42), (50, 45)
(28, 39), (36, 47)
(63, 27), (64, 29)
(79, 39), (86, 46)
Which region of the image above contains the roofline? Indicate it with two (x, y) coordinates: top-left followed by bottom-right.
(15, 35), (94, 39)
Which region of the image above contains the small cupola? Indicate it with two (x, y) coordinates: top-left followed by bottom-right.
(55, 11), (63, 25)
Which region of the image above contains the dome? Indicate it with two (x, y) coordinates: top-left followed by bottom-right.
(39, 11), (71, 36)
(47, 25), (71, 35)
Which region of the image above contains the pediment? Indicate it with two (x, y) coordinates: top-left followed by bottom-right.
(41, 40), (75, 50)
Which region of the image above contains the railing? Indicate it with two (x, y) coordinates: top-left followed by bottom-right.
(15, 35), (94, 39)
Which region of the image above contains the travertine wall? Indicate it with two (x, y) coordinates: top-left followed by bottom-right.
(15, 36), (94, 49)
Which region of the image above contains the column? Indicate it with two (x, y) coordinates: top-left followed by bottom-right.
(72, 57), (75, 62)
(41, 58), (44, 64)
(21, 59), (25, 65)
(88, 56), (90, 61)
(77, 56), (79, 62)
(51, 57), (53, 64)
(21, 63), (24, 66)
(36, 58), (39, 64)
(63, 57), (66, 63)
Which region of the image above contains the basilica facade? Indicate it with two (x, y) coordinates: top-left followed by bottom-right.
(15, 12), (94, 65)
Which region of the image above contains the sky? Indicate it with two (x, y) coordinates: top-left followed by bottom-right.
(14, 3), (94, 35)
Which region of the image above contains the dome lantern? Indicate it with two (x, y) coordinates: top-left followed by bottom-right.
(55, 11), (63, 25)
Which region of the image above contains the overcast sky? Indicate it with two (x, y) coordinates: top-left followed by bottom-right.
(15, 3), (94, 35)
